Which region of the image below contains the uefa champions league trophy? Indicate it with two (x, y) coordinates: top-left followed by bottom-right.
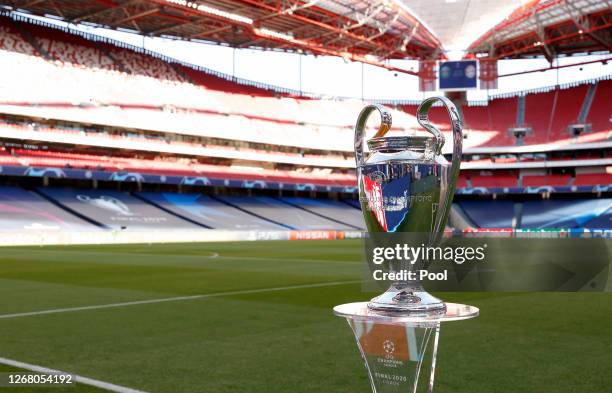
(334, 97), (478, 393)
(357, 96), (462, 313)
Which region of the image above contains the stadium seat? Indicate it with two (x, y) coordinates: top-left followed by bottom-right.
(587, 80), (612, 132)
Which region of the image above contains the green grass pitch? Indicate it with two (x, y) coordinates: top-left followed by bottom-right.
(0, 240), (610, 393)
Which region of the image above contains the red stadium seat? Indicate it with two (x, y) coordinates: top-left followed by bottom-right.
(548, 85), (588, 140)
(522, 174), (571, 187)
(587, 80), (612, 132)
(573, 173), (612, 186)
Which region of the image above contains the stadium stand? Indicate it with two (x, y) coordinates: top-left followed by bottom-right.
(0, 186), (97, 231)
(3, 106), (610, 188)
(36, 188), (201, 230)
(277, 197), (364, 229)
(33, 26), (120, 72)
(574, 172), (611, 186)
(524, 90), (556, 143)
(3, 184), (610, 232)
(486, 97), (519, 145)
(522, 173), (572, 187)
(215, 196), (357, 230)
(142, 192), (366, 230)
(0, 146), (18, 165)
(176, 65), (276, 97)
(402, 83), (610, 147)
(0, 186), (365, 232)
(0, 120), (353, 168)
(2, 16), (294, 97)
(0, 14), (609, 239)
(2, 139), (610, 192)
(0, 15), (609, 154)
(136, 192), (286, 230)
(458, 199), (612, 229)
(548, 85), (589, 141)
(468, 171), (519, 188)
(520, 199), (612, 229)
(1, 147), (354, 187)
(15, 19), (186, 82)
(0, 24), (37, 56)
(583, 208), (612, 229)
(456, 175), (469, 189)
(458, 200), (516, 228)
(587, 79), (612, 132)
(342, 199), (361, 209)
(462, 105), (491, 131)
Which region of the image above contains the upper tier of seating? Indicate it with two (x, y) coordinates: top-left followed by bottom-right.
(0, 16), (609, 152)
(0, 120), (353, 168)
(405, 80), (610, 141)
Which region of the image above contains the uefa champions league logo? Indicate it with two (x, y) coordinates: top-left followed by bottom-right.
(383, 340), (395, 359)
(77, 195), (134, 216)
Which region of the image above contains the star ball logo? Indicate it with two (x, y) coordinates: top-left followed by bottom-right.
(465, 64), (476, 79)
(383, 340), (395, 359)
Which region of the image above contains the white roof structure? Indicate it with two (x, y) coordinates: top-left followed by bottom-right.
(400, 0), (519, 53)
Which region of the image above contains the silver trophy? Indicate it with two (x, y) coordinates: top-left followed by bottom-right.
(332, 98), (476, 393)
(355, 96), (463, 313)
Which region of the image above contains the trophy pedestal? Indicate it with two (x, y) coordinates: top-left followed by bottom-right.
(334, 302), (478, 393)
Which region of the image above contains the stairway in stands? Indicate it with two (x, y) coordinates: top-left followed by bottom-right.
(9, 18), (50, 60)
(516, 95), (526, 128)
(578, 83), (598, 124)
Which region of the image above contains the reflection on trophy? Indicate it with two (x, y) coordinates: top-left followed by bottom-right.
(334, 97), (478, 393)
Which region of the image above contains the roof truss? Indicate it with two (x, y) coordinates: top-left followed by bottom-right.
(468, 0), (611, 59)
(0, 0), (444, 72)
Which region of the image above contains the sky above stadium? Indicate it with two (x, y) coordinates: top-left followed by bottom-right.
(26, 12), (612, 101)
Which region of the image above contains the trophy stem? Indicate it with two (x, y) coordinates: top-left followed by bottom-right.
(410, 326), (434, 393)
(367, 282), (446, 314)
(427, 325), (440, 393)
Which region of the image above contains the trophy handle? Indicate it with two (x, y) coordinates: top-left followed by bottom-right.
(416, 97), (463, 243)
(353, 104), (392, 167)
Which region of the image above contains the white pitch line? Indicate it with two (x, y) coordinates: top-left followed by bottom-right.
(0, 356), (148, 393)
(0, 280), (361, 320)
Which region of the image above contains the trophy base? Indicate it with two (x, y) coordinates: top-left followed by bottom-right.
(334, 302), (478, 393)
(367, 284), (446, 314)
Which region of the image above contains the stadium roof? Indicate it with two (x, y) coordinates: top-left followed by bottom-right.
(398, 0), (520, 53)
(3, 0), (609, 68)
(467, 0), (612, 61)
(0, 0), (445, 73)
